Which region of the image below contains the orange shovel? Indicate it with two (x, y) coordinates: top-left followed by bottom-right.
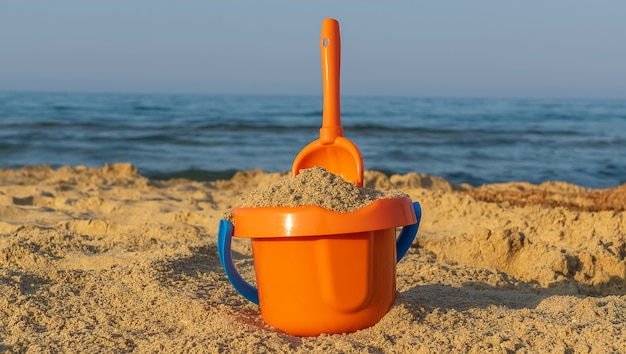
(292, 18), (364, 187)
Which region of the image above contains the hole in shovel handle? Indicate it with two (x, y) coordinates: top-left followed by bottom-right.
(323, 37), (329, 47)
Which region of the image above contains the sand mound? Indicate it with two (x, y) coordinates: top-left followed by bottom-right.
(231, 167), (407, 212)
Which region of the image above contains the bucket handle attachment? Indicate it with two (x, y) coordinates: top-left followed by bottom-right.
(217, 202), (422, 305)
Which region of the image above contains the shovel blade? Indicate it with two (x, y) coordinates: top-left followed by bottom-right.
(292, 137), (364, 187)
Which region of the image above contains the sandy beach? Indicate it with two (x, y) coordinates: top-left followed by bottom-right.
(1, 163), (624, 353)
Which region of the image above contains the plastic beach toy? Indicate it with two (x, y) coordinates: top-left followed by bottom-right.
(292, 18), (364, 187)
(218, 198), (421, 336)
(216, 18), (423, 336)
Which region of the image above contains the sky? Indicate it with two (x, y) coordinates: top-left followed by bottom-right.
(1, 1), (626, 99)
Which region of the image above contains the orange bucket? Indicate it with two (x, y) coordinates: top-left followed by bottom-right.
(218, 197), (421, 336)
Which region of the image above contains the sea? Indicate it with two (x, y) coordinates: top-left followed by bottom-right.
(1, 91), (625, 189)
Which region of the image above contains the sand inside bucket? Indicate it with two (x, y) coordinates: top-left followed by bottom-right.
(227, 167), (407, 217)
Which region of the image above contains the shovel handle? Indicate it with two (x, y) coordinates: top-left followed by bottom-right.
(320, 18), (343, 144)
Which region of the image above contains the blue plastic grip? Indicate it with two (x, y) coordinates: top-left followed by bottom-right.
(217, 201), (422, 304)
(396, 202), (421, 263)
(217, 219), (260, 304)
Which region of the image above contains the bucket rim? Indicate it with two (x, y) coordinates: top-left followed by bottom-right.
(231, 196), (416, 238)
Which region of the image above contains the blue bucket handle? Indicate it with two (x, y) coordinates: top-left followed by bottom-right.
(217, 201), (422, 304)
(217, 219), (260, 304)
(396, 201), (422, 262)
